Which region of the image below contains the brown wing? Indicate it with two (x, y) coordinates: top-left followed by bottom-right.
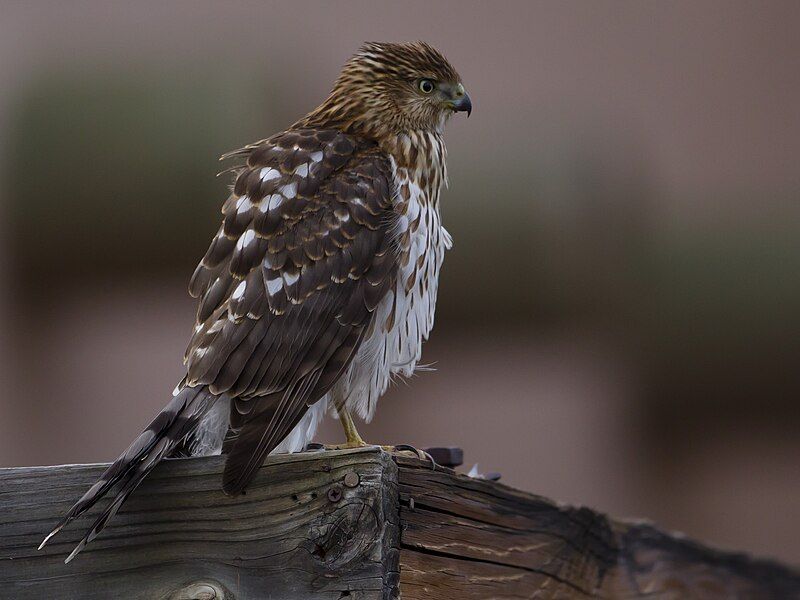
(185, 128), (397, 494)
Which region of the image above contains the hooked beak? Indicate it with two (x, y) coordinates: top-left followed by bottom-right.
(453, 92), (472, 117)
(449, 83), (472, 117)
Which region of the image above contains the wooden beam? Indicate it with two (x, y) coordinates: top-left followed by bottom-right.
(1, 448), (798, 598)
(1, 448), (399, 599)
(395, 454), (800, 598)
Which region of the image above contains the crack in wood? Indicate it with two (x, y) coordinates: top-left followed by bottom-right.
(401, 544), (596, 597)
(2, 448), (798, 599)
(393, 455), (800, 599)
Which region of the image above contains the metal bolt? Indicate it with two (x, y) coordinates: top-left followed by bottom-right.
(327, 484), (343, 502)
(343, 472), (360, 488)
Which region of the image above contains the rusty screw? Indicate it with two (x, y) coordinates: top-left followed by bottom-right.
(327, 484), (343, 502)
(343, 471), (360, 488)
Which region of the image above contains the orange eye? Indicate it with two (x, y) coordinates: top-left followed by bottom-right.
(418, 79), (435, 94)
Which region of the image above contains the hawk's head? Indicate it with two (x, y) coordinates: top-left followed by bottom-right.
(304, 42), (471, 138)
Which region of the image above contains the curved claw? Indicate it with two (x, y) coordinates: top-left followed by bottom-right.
(392, 444), (438, 470)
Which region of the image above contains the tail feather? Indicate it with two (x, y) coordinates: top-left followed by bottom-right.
(222, 373), (321, 495)
(40, 386), (217, 562)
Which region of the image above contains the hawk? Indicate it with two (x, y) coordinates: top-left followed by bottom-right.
(41, 41), (471, 562)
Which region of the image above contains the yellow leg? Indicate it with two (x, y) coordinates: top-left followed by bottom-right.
(328, 411), (434, 468)
(339, 408), (367, 448)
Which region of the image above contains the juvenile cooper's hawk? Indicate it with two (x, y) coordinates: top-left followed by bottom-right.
(41, 42), (471, 562)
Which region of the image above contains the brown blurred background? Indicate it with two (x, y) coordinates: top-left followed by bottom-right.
(1, 1), (798, 565)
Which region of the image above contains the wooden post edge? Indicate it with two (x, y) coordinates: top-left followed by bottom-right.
(1, 448), (798, 599)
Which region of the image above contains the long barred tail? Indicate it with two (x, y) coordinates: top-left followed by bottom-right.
(39, 386), (218, 563)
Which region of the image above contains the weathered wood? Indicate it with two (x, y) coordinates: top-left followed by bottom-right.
(0, 448), (399, 600)
(1, 448), (798, 599)
(395, 455), (800, 599)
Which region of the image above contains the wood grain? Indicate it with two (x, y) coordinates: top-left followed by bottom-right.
(394, 455), (800, 599)
(0, 448), (399, 600)
(2, 448), (798, 599)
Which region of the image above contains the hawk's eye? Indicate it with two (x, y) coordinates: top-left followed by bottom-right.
(418, 79), (435, 94)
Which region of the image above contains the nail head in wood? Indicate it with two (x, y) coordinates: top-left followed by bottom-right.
(344, 471), (360, 488)
(3, 448), (798, 599)
(327, 484), (343, 502)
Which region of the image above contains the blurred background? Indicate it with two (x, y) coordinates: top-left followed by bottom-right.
(1, 0), (798, 565)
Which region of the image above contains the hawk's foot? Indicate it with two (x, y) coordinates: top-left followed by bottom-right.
(303, 441), (367, 452)
(381, 444), (438, 469)
(309, 408), (436, 468)
(324, 440), (369, 451)
(302, 408), (369, 451)
(302, 441), (437, 468)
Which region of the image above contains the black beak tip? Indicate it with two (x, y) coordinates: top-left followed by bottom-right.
(453, 92), (472, 117)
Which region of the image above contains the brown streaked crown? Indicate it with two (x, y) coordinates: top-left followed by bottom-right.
(298, 42), (463, 139)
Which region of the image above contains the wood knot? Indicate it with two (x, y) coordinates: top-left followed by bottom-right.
(308, 495), (381, 570)
(165, 580), (234, 600)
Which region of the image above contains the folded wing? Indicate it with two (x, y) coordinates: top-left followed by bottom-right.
(185, 128), (398, 494)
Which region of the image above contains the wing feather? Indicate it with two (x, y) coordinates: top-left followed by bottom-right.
(184, 127), (397, 494)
